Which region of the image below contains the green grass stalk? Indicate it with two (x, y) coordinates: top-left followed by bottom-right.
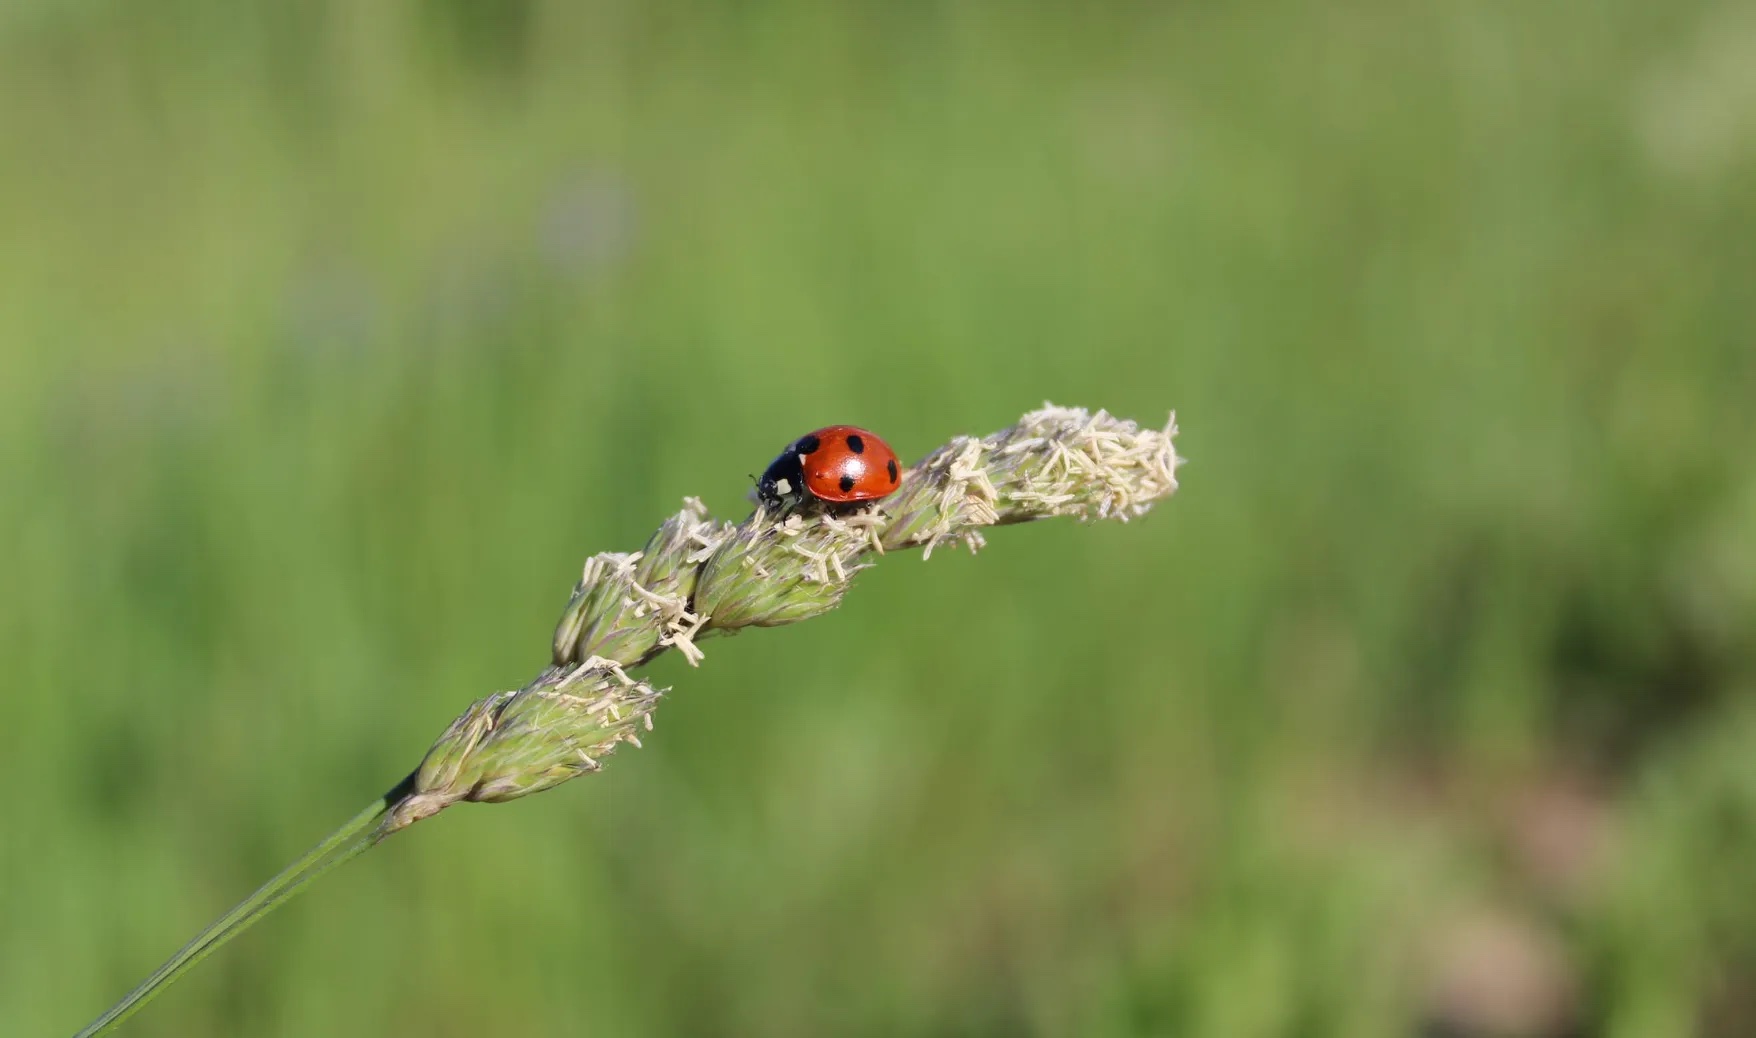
(73, 789), (406, 1038)
(72, 403), (1181, 1036)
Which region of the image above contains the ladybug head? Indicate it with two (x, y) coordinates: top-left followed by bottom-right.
(755, 448), (806, 510)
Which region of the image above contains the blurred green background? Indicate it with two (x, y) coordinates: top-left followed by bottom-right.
(5, 2), (1755, 1036)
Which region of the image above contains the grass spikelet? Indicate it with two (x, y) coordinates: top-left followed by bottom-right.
(552, 498), (725, 667)
(384, 664), (664, 832)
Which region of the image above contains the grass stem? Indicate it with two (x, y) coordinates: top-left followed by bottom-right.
(72, 793), (400, 1038)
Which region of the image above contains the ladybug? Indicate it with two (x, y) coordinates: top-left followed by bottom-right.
(757, 425), (902, 509)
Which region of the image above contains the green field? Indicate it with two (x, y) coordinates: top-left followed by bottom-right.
(5, 3), (1755, 1036)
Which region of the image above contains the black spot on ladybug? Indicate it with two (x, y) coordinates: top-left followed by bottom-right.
(839, 474), (856, 493)
(795, 434), (821, 455)
(845, 434), (865, 454)
(887, 459), (899, 483)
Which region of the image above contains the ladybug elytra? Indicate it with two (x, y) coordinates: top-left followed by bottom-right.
(757, 425), (902, 509)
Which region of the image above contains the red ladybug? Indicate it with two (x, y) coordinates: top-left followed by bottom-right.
(758, 425), (902, 509)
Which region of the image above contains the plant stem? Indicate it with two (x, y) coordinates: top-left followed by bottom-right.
(73, 791), (402, 1038)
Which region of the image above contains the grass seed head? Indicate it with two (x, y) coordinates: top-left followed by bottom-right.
(410, 404), (1179, 823)
(71, 402), (1182, 1038)
(879, 403), (1182, 553)
(552, 498), (724, 667)
(385, 665), (663, 833)
(691, 509), (877, 632)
